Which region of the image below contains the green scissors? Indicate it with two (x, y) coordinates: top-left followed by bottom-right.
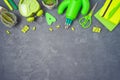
(79, 2), (98, 29)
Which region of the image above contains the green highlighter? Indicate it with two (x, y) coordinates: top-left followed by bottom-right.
(95, 0), (120, 31)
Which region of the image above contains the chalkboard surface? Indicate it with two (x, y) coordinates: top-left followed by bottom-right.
(0, 0), (120, 80)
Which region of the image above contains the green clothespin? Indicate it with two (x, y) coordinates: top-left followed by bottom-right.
(45, 12), (56, 26)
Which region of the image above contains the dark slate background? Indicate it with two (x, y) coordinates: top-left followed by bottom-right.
(0, 0), (120, 80)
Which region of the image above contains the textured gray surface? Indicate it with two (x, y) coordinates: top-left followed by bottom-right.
(0, 0), (120, 80)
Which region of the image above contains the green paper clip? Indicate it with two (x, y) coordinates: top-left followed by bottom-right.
(45, 12), (56, 26)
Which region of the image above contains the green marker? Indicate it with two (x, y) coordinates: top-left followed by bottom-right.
(8, 0), (18, 10)
(58, 0), (90, 29)
(4, 0), (13, 11)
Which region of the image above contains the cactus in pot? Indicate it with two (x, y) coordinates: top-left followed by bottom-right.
(42, 0), (58, 9)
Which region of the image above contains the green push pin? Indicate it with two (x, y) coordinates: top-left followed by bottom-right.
(45, 12), (56, 26)
(6, 30), (11, 35)
(32, 26), (36, 31)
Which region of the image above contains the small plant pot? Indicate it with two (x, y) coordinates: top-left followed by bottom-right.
(42, 0), (58, 9)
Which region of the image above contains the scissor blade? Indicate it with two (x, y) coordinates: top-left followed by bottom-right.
(91, 2), (98, 12)
(88, 2), (98, 16)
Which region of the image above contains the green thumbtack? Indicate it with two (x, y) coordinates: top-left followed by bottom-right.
(49, 27), (54, 32)
(32, 26), (36, 31)
(56, 25), (61, 29)
(6, 30), (11, 35)
(71, 27), (75, 31)
(45, 12), (56, 26)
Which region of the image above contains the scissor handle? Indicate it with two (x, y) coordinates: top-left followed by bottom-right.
(79, 16), (92, 29)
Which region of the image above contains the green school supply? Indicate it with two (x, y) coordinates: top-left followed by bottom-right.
(4, 0), (13, 11)
(95, 0), (120, 31)
(79, 2), (98, 29)
(58, 0), (90, 29)
(8, 0), (18, 10)
(108, 2), (120, 19)
(45, 12), (56, 26)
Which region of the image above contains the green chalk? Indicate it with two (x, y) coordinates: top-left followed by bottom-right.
(8, 0), (18, 10)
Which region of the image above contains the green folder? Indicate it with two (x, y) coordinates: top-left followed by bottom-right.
(94, 9), (117, 31)
(94, 0), (120, 31)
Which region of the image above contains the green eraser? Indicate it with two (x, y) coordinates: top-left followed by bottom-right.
(8, 0), (18, 10)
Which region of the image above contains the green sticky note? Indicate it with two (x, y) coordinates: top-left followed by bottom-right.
(45, 12), (56, 26)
